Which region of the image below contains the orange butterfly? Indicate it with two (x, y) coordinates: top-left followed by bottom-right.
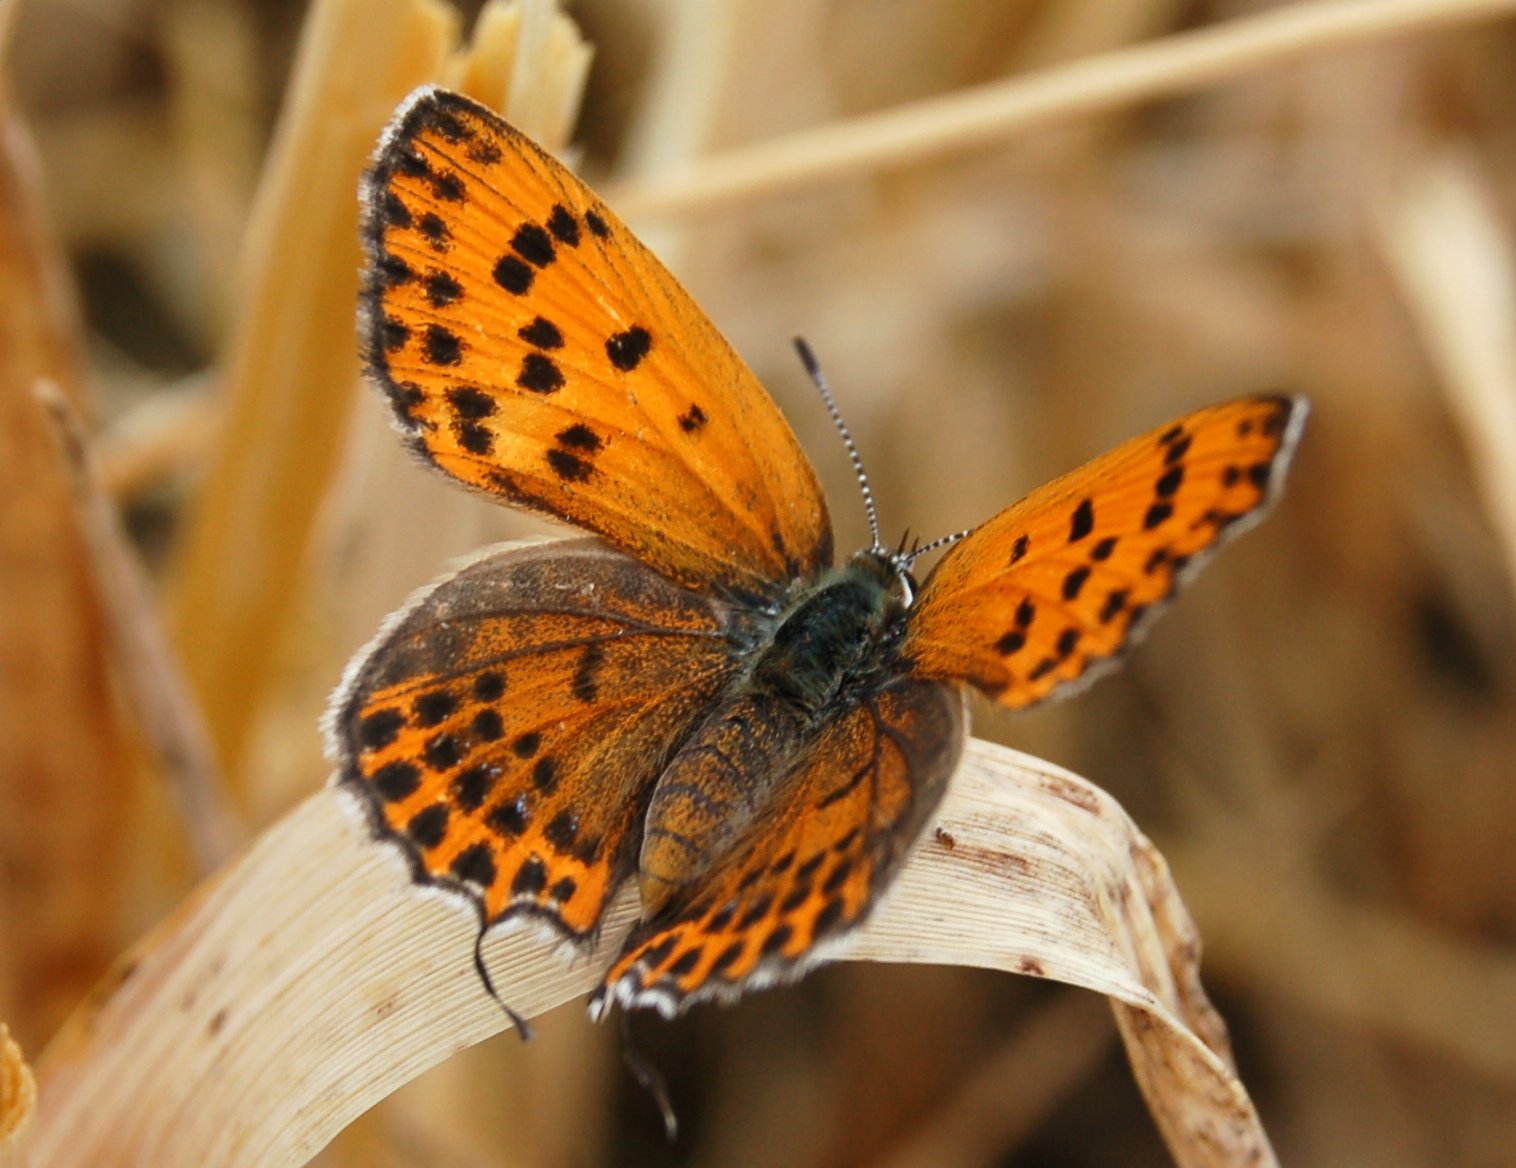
(329, 87), (1307, 1022)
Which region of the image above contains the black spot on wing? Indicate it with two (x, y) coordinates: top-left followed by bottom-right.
(407, 804), (449, 849)
(1143, 501), (1173, 530)
(418, 211), (449, 249)
(447, 386), (495, 420)
(451, 842), (496, 887)
(474, 671), (505, 701)
(545, 810), (579, 850)
(1069, 498), (1094, 542)
(380, 317), (409, 353)
(423, 325), (462, 366)
(430, 170), (465, 202)
(547, 448), (592, 482)
(518, 353), (564, 394)
(423, 732), (462, 771)
(471, 709), (504, 742)
(547, 204), (581, 246)
(488, 796), (528, 836)
(512, 856), (548, 897)
(452, 764), (496, 812)
(360, 708), (405, 751)
(372, 760), (420, 802)
(377, 252), (414, 287)
(413, 690), (457, 727)
(381, 192), (411, 228)
(493, 255), (533, 294)
(518, 316), (564, 349)
(556, 424), (602, 452)
(426, 271), (462, 306)
(511, 222), (555, 267)
(457, 421), (493, 456)
(606, 327), (651, 371)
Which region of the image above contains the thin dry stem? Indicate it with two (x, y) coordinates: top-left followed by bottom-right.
(35, 382), (241, 874)
(608, 0), (1516, 220)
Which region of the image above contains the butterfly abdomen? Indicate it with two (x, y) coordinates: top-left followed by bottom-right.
(638, 693), (812, 918)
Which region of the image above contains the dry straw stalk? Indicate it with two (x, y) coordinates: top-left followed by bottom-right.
(609, 0), (1516, 220)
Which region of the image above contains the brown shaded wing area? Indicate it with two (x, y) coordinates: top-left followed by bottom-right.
(363, 87), (832, 604)
(328, 540), (741, 940)
(588, 678), (965, 1018)
(904, 395), (1308, 709)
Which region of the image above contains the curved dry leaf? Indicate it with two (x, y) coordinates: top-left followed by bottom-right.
(30, 737), (1270, 1168)
(1, 1023), (35, 1167)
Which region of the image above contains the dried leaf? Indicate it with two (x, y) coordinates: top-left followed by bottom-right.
(32, 734), (1269, 1167)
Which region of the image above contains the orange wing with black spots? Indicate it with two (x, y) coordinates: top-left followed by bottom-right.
(903, 395), (1308, 708)
(362, 87), (832, 603)
(587, 678), (964, 1019)
(329, 540), (742, 938)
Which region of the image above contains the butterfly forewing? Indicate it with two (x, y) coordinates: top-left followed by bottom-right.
(589, 678), (965, 1018)
(331, 540), (743, 938)
(363, 87), (833, 603)
(903, 395), (1307, 708)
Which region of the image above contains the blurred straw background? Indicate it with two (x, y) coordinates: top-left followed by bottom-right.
(4, 0), (1516, 1164)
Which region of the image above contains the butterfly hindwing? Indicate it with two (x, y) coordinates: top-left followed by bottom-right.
(362, 87), (833, 604)
(330, 540), (743, 938)
(589, 677), (965, 1017)
(903, 395), (1308, 708)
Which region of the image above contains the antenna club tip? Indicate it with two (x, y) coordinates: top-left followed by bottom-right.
(792, 335), (820, 374)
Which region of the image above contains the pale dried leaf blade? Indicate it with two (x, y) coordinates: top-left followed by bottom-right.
(855, 744), (1272, 1168)
(0, 1023), (35, 1166)
(31, 741), (1266, 1168)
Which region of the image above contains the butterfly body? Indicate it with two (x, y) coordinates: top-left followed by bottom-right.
(334, 86), (1307, 1020)
(637, 550), (943, 917)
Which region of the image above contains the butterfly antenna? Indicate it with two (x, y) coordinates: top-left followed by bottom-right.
(620, 1010), (679, 1142)
(473, 923), (535, 1042)
(905, 525), (974, 566)
(793, 338), (882, 553)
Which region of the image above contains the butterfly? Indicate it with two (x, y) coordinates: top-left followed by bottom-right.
(328, 86), (1307, 1023)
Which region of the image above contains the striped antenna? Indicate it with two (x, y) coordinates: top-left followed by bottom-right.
(793, 338), (882, 553)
